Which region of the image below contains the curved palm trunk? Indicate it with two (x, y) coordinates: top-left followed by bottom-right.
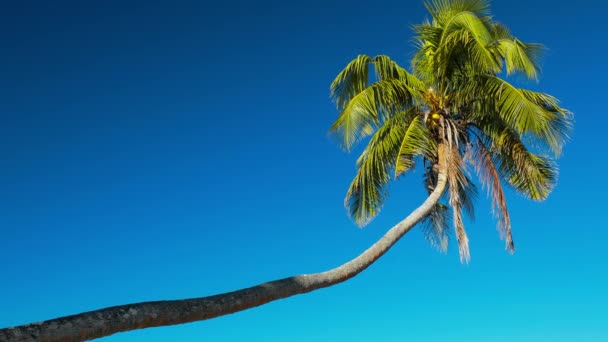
(0, 148), (448, 342)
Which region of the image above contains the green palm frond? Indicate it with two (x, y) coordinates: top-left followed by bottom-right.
(468, 75), (570, 155)
(372, 55), (426, 91)
(395, 115), (436, 177)
(476, 120), (557, 200)
(424, 0), (491, 26)
(494, 39), (543, 79)
(440, 11), (498, 70)
(329, 80), (417, 151)
(501, 147), (557, 201)
(520, 89), (572, 155)
(345, 109), (418, 226)
(330, 77), (422, 151)
(331, 55), (372, 111)
(412, 23), (442, 82)
(491, 22), (512, 40)
(415, 1), (501, 84)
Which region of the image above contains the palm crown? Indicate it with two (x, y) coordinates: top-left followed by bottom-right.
(330, 0), (571, 262)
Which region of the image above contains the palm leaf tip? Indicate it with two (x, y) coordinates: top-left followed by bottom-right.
(505, 231), (515, 253)
(456, 224), (471, 264)
(452, 202), (471, 264)
(395, 115), (436, 178)
(330, 55), (372, 110)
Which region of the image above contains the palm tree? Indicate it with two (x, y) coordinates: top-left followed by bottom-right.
(330, 0), (570, 262)
(0, 1), (570, 340)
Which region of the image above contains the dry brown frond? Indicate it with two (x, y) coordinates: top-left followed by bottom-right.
(474, 139), (515, 252)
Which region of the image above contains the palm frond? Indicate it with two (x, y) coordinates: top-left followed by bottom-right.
(330, 79), (421, 151)
(491, 22), (512, 40)
(458, 172), (478, 220)
(468, 75), (570, 156)
(372, 55), (426, 92)
(501, 147), (557, 201)
(520, 89), (573, 155)
(452, 202), (470, 263)
(345, 109), (418, 226)
(494, 39), (543, 79)
(419, 1), (500, 83)
(445, 145), (473, 263)
(330, 55), (372, 111)
(412, 24), (443, 82)
(476, 120), (557, 200)
(425, 0), (491, 26)
(472, 138), (514, 251)
(395, 115), (436, 177)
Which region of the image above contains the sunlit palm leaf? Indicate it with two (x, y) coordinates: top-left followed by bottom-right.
(491, 22), (511, 40)
(520, 89), (572, 155)
(345, 109), (418, 226)
(372, 55), (426, 92)
(330, 55), (372, 111)
(440, 11), (498, 71)
(424, 0), (490, 26)
(395, 115), (436, 177)
(494, 39), (543, 79)
(476, 119), (557, 200)
(469, 75), (569, 156)
(330, 79), (421, 151)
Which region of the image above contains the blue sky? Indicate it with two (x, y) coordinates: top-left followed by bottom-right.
(0, 0), (606, 341)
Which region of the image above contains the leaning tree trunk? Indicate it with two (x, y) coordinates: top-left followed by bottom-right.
(0, 147), (449, 342)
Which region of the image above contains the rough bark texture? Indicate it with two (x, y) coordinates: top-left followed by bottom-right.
(0, 147), (448, 342)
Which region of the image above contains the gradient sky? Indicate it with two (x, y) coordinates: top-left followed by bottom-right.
(1, 1), (606, 341)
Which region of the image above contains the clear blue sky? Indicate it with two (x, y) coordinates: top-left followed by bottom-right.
(0, 1), (606, 341)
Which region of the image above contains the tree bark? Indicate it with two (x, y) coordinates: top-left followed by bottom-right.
(0, 147), (448, 342)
